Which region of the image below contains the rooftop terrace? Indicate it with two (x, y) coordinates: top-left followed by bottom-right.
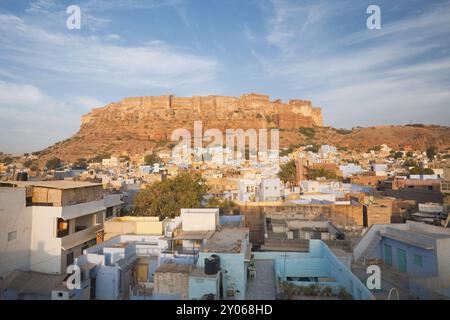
(201, 227), (249, 253)
(1, 180), (102, 190)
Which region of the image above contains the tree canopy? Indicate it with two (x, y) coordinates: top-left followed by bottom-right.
(309, 168), (338, 180)
(133, 173), (208, 218)
(409, 167), (434, 175)
(144, 152), (160, 165)
(45, 157), (62, 170)
(205, 197), (238, 215)
(278, 160), (297, 184)
(426, 146), (437, 160)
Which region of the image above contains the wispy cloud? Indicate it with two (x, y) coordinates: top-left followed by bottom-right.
(0, 13), (218, 90)
(0, 81), (89, 153)
(256, 0), (450, 127)
(0, 3), (219, 153)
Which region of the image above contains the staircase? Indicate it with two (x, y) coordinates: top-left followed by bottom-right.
(246, 260), (277, 300)
(357, 231), (382, 263)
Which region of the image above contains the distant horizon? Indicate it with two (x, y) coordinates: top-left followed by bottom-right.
(1, 0), (450, 153)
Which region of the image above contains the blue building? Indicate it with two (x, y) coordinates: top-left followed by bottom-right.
(251, 240), (373, 300)
(191, 236), (372, 300)
(354, 221), (450, 299)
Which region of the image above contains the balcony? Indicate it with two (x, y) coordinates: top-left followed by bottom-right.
(61, 224), (103, 249)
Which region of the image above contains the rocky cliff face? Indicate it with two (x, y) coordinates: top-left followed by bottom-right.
(38, 93), (322, 162)
(35, 93), (449, 164)
(80, 93), (322, 140)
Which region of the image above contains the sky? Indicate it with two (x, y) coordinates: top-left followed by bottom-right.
(0, 0), (449, 154)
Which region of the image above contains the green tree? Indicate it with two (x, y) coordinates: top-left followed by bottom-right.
(403, 159), (417, 168)
(45, 157), (62, 170)
(133, 173), (208, 218)
(144, 152), (160, 165)
(23, 159), (33, 168)
(278, 160), (297, 184)
(309, 168), (338, 180)
(205, 197), (238, 214)
(393, 151), (403, 159)
(426, 146), (437, 160)
(409, 167), (434, 175)
(2, 157), (14, 165)
(73, 158), (87, 169)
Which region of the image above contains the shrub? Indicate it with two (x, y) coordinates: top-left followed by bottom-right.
(299, 127), (316, 139)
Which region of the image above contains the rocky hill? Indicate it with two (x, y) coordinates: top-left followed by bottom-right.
(34, 94), (449, 164)
(282, 125), (450, 152)
(36, 93), (322, 162)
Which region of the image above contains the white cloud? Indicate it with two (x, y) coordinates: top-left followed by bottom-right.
(0, 13), (219, 91)
(0, 82), (83, 154)
(0, 8), (220, 153)
(257, 1), (450, 127)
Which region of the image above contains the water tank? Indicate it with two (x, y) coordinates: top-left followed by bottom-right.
(204, 255), (220, 275)
(16, 172), (28, 181)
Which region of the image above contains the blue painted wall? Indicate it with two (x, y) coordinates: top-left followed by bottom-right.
(189, 275), (219, 300)
(253, 240), (373, 300)
(380, 237), (438, 278)
(197, 251), (247, 300)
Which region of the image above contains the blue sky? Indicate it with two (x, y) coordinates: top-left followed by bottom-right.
(0, 0), (449, 154)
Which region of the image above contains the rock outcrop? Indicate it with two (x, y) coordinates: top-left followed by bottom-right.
(35, 93), (450, 164)
(80, 93), (322, 141)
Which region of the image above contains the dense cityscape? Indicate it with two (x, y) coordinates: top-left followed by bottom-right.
(1, 125), (449, 300)
(1, 0), (449, 309)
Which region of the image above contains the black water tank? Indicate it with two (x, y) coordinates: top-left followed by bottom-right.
(336, 232), (345, 240)
(204, 255), (220, 275)
(211, 254), (220, 269)
(16, 172), (28, 181)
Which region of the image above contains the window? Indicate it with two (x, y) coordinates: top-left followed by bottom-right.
(96, 211), (104, 224)
(66, 251), (74, 267)
(106, 207), (113, 219)
(8, 231), (17, 242)
(56, 218), (69, 238)
(384, 244), (393, 266)
(414, 254), (423, 267)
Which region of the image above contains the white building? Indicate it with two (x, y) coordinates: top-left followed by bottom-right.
(372, 164), (388, 176)
(238, 179), (259, 202)
(0, 181), (123, 278)
(339, 164), (363, 178)
(102, 157), (120, 168)
(259, 178), (282, 201)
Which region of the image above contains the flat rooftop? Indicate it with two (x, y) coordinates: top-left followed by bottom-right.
(0, 270), (64, 296)
(202, 227), (248, 253)
(155, 263), (192, 274)
(0, 180), (102, 190)
(190, 267), (219, 278)
(169, 230), (215, 241)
